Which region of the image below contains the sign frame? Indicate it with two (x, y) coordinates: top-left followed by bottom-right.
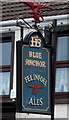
(16, 31), (53, 115)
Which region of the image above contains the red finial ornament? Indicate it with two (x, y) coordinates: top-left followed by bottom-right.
(17, 1), (52, 23)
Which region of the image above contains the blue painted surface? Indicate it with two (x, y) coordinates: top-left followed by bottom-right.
(22, 32), (51, 114)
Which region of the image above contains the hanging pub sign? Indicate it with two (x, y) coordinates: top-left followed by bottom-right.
(16, 32), (52, 115)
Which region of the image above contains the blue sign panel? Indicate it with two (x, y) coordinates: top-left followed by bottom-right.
(22, 32), (51, 114)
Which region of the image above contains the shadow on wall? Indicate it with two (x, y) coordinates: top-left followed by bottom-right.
(15, 118), (68, 120)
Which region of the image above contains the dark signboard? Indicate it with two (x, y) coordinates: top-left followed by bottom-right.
(16, 32), (52, 115)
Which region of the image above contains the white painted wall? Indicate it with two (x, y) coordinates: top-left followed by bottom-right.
(13, 28), (21, 92)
